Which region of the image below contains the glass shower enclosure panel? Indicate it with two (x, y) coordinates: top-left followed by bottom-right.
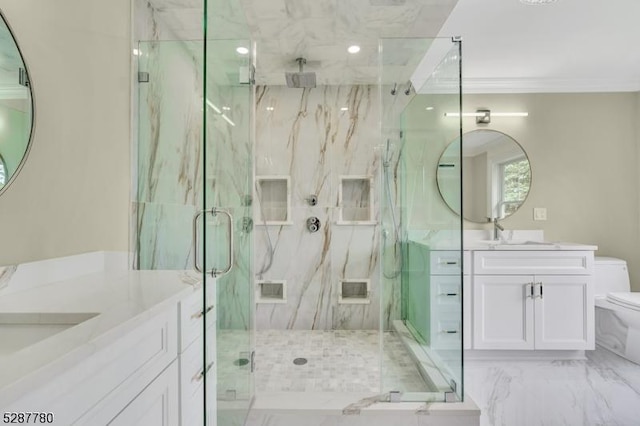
(204, 1), (254, 424)
(135, 0), (254, 423)
(380, 38), (463, 402)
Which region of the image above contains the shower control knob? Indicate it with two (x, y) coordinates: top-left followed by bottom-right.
(307, 195), (318, 206)
(306, 217), (321, 233)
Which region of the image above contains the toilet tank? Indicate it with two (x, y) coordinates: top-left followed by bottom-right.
(594, 256), (630, 296)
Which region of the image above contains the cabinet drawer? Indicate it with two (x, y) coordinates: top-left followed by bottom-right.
(180, 287), (215, 352)
(473, 251), (593, 275)
(430, 311), (462, 349)
(108, 361), (179, 426)
(430, 275), (462, 311)
(430, 250), (470, 275)
(180, 339), (205, 426)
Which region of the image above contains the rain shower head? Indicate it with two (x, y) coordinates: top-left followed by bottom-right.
(285, 57), (316, 88)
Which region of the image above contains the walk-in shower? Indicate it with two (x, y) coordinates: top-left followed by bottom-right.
(132, 0), (463, 422)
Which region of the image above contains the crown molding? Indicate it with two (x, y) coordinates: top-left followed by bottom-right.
(461, 77), (640, 94)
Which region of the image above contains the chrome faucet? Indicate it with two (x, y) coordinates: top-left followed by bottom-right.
(493, 217), (504, 241)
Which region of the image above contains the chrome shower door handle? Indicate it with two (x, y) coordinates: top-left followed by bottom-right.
(193, 209), (208, 274)
(192, 207), (234, 277)
(212, 208), (234, 278)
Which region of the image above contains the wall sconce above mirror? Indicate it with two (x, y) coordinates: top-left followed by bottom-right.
(437, 129), (532, 223)
(0, 10), (34, 196)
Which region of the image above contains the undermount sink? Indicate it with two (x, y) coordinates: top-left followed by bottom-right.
(0, 312), (99, 356)
(474, 240), (555, 246)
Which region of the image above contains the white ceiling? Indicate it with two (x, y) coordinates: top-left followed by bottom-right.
(437, 0), (640, 93)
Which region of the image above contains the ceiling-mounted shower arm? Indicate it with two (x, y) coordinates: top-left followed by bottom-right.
(404, 82), (413, 95)
(296, 57), (307, 73)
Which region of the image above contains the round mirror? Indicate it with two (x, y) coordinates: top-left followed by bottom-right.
(437, 129), (531, 223)
(0, 10), (34, 195)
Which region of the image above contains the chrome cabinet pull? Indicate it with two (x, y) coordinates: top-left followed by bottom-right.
(528, 283), (534, 298)
(192, 362), (215, 383)
(191, 304), (214, 320)
(539, 282), (543, 299)
(192, 207), (235, 277)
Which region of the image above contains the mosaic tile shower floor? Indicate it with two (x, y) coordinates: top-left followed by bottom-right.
(254, 330), (431, 393)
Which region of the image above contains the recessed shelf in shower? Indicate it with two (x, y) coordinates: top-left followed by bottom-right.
(256, 280), (287, 304)
(256, 176), (292, 225)
(338, 279), (371, 304)
(338, 176), (375, 225)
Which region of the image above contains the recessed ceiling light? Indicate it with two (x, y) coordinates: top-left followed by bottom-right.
(425, 106), (434, 111)
(266, 107), (274, 111)
(347, 45), (361, 54)
(236, 46), (249, 55)
(341, 107), (349, 111)
(222, 106), (231, 111)
(519, 0), (558, 5)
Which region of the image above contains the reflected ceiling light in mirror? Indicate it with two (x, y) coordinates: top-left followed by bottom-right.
(133, 48), (142, 56)
(347, 45), (361, 54)
(236, 46), (249, 55)
(425, 106), (434, 111)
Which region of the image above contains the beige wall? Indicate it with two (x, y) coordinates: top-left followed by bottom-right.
(0, 1), (131, 265)
(463, 93), (640, 290)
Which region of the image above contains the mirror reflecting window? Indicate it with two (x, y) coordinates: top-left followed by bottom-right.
(0, 10), (34, 194)
(437, 129), (531, 223)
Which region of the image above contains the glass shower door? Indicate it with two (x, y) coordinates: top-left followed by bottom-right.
(204, 1), (254, 424)
(136, 0), (254, 423)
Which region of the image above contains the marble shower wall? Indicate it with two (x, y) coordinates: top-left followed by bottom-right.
(254, 85), (390, 330)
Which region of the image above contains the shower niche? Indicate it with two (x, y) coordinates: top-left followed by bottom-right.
(338, 176), (374, 225)
(338, 279), (370, 304)
(256, 280), (287, 303)
(256, 176), (292, 225)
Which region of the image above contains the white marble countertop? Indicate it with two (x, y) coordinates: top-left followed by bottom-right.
(408, 237), (598, 251)
(0, 252), (201, 407)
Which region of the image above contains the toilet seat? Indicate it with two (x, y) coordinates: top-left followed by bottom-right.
(607, 292), (640, 312)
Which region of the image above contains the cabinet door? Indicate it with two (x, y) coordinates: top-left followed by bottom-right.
(463, 275), (472, 350)
(534, 275), (594, 350)
(108, 361), (179, 426)
(473, 275), (534, 350)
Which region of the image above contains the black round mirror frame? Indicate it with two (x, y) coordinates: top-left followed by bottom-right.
(0, 8), (35, 197)
(436, 129), (532, 223)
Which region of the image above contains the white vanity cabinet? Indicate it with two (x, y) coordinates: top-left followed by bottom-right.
(3, 284), (215, 426)
(472, 250), (594, 351)
(428, 250), (470, 350)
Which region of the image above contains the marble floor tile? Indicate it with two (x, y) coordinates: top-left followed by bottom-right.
(465, 347), (640, 426)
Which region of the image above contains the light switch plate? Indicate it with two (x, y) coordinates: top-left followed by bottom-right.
(533, 207), (547, 221)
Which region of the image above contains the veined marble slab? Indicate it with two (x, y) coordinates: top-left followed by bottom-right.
(465, 347), (640, 426)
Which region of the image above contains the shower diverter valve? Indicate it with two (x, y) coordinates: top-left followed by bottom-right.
(306, 217), (321, 233)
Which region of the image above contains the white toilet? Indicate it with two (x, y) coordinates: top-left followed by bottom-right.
(594, 256), (640, 364)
